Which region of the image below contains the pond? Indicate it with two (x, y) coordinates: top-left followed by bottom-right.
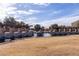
(34, 33), (51, 37)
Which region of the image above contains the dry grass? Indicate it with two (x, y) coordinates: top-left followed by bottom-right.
(0, 35), (79, 56)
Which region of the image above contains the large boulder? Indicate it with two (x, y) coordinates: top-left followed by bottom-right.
(4, 32), (15, 41)
(21, 31), (34, 37)
(50, 32), (67, 36)
(0, 34), (5, 43)
(28, 31), (34, 37)
(50, 32), (56, 36)
(36, 31), (44, 37)
(21, 31), (28, 37)
(14, 32), (22, 38)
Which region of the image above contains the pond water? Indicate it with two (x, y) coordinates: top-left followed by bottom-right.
(34, 33), (51, 37)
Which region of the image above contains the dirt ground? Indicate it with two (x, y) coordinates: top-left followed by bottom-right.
(0, 35), (79, 56)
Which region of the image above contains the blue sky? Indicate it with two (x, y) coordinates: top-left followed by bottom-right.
(0, 3), (79, 27)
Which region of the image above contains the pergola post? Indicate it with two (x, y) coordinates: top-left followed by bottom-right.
(0, 27), (3, 35)
(58, 28), (61, 32)
(69, 28), (72, 32)
(75, 28), (78, 32)
(52, 29), (55, 32)
(78, 28), (79, 32)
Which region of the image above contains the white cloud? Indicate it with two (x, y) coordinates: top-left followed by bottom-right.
(48, 10), (62, 16)
(0, 3), (15, 8)
(7, 11), (16, 14)
(40, 16), (79, 28)
(28, 9), (40, 13)
(16, 10), (32, 15)
(0, 3), (16, 21)
(0, 3), (79, 28)
(16, 19), (23, 22)
(6, 7), (17, 11)
(69, 10), (79, 17)
(52, 10), (61, 15)
(25, 17), (38, 24)
(33, 3), (50, 6)
(0, 3), (41, 22)
(16, 9), (40, 15)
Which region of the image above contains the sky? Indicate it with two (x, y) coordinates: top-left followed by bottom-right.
(0, 3), (79, 27)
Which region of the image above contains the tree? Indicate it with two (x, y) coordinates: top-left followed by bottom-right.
(3, 17), (16, 27)
(49, 24), (59, 32)
(25, 24), (30, 29)
(15, 21), (21, 28)
(20, 21), (26, 27)
(51, 24), (58, 29)
(41, 26), (45, 31)
(59, 25), (66, 29)
(34, 24), (41, 31)
(0, 22), (3, 27)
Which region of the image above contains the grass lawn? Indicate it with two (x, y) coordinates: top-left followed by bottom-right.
(0, 35), (79, 56)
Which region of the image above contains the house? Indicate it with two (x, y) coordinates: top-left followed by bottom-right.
(72, 20), (79, 27)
